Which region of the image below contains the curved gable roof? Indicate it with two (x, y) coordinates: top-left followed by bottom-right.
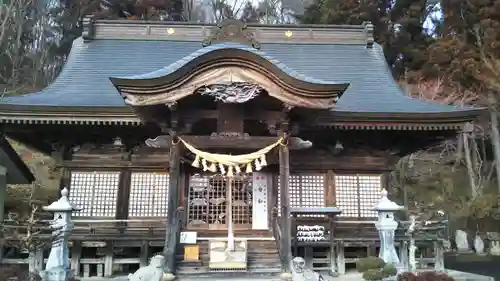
(115, 42), (339, 85)
(0, 34), (482, 119)
(109, 42), (349, 109)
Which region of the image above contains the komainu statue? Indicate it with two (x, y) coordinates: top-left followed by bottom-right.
(291, 257), (324, 281)
(128, 255), (164, 281)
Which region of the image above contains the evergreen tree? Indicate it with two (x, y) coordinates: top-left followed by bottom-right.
(422, 0), (500, 91)
(298, 0), (434, 79)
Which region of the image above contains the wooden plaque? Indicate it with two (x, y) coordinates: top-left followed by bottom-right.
(184, 245), (200, 261)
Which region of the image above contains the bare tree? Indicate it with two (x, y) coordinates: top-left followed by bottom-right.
(475, 28), (500, 193)
(0, 0), (66, 96)
(0, 184), (55, 275)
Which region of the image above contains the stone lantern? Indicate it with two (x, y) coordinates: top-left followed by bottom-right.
(373, 189), (404, 267)
(41, 188), (81, 281)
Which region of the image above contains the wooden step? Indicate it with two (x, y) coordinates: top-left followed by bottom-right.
(175, 239), (281, 277)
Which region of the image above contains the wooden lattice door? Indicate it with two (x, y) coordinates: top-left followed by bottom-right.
(187, 174), (253, 230)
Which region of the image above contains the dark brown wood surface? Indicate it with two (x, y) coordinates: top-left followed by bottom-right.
(164, 142), (181, 273)
(279, 139), (292, 272)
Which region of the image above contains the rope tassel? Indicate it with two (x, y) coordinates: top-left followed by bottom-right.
(260, 154), (267, 167)
(246, 162), (253, 173)
(219, 163), (226, 175)
(209, 162), (217, 173)
(192, 154), (201, 168)
(255, 158), (262, 171)
(202, 159), (209, 171)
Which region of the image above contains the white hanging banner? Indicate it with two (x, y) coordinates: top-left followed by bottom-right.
(252, 172), (269, 230)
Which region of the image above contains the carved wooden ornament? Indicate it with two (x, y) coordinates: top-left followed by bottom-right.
(202, 19), (261, 49)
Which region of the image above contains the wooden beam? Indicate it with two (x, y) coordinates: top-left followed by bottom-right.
(145, 135), (311, 150)
(182, 109), (284, 122)
(163, 141), (181, 275)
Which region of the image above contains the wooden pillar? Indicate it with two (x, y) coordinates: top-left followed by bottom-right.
(70, 241), (82, 277)
(328, 214), (338, 276)
(279, 139), (292, 272)
(336, 241), (345, 275)
(116, 170), (131, 231)
(163, 141), (181, 275)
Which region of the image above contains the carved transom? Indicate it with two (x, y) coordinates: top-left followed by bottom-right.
(195, 82), (264, 103)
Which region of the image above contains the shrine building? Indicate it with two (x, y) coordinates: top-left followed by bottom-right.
(0, 18), (483, 278)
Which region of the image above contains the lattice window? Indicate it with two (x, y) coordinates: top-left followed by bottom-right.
(231, 176), (252, 226)
(277, 174), (326, 216)
(128, 172), (169, 217)
(335, 174), (381, 218)
(69, 171), (120, 217)
(207, 175), (227, 227)
(187, 174), (253, 229)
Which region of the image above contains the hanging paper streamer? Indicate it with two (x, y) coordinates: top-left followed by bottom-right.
(179, 137), (283, 176)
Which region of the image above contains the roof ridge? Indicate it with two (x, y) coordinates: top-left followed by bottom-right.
(82, 16), (374, 47)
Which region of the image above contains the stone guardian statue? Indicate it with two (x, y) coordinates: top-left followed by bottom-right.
(291, 257), (324, 281)
(128, 255), (165, 281)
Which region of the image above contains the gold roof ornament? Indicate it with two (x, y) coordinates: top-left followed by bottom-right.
(202, 19), (261, 49)
(166, 28), (176, 35)
(285, 30), (293, 38)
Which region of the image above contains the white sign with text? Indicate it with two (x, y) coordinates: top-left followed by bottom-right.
(180, 231), (197, 244)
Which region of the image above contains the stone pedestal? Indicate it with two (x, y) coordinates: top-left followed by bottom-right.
(41, 267), (73, 281)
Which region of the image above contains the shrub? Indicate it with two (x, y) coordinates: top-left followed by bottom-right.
(0, 265), (41, 281)
(397, 271), (417, 281)
(356, 256), (386, 273)
(382, 264), (398, 276)
(397, 271), (455, 281)
(357, 257), (398, 281)
(0, 265), (80, 281)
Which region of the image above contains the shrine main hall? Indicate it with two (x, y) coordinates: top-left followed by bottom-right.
(0, 18), (482, 278)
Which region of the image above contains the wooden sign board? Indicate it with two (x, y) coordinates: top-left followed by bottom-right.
(184, 245), (200, 261)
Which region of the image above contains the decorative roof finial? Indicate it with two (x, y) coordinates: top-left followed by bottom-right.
(82, 15), (96, 42)
(363, 21), (374, 49)
(202, 19), (261, 49)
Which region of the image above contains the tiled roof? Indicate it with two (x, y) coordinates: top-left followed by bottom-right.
(0, 36), (475, 114)
(115, 42), (337, 85)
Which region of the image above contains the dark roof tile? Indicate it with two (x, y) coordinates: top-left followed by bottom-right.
(0, 37), (475, 114)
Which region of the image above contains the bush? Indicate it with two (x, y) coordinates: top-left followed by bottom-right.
(382, 264), (398, 276)
(357, 256), (386, 273)
(0, 265), (80, 281)
(357, 257), (398, 281)
(0, 265), (41, 281)
(397, 271), (455, 281)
